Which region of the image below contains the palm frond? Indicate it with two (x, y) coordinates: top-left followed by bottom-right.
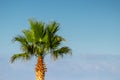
(10, 53), (31, 63)
(47, 21), (59, 36)
(22, 30), (34, 43)
(52, 47), (72, 60)
(13, 35), (28, 46)
(51, 35), (65, 49)
(13, 35), (29, 52)
(29, 20), (46, 42)
(46, 22), (61, 50)
(58, 47), (72, 54)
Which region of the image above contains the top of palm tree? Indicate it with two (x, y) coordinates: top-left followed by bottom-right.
(10, 20), (72, 63)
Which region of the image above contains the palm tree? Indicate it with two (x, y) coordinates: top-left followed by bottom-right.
(10, 20), (72, 80)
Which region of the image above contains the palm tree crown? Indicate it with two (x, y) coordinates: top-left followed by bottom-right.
(10, 20), (71, 62)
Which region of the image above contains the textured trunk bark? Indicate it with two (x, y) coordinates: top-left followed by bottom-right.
(35, 56), (47, 80)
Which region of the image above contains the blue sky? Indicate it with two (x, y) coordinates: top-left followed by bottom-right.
(0, 0), (120, 80)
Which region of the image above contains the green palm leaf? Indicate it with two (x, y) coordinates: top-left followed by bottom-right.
(52, 47), (72, 60)
(10, 53), (31, 63)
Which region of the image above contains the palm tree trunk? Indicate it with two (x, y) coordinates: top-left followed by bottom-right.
(35, 56), (47, 80)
